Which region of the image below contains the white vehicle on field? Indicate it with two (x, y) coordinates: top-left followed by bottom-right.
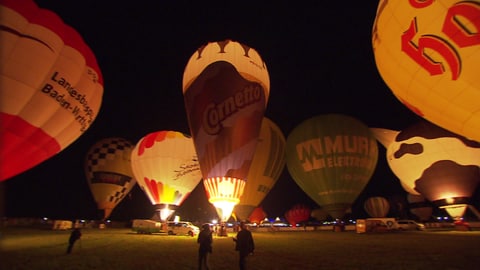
(132, 219), (164, 234)
(396, 220), (426, 231)
(166, 221), (199, 237)
(356, 218), (399, 233)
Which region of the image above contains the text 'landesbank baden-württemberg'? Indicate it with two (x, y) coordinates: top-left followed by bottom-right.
(41, 71), (96, 132)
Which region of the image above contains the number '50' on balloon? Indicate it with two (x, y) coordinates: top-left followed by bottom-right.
(373, 0), (480, 142)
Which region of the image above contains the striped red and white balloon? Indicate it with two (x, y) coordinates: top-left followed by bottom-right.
(0, 0), (103, 181)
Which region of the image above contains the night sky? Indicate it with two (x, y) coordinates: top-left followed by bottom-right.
(3, 1), (435, 222)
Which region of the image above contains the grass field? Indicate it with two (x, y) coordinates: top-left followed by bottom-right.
(1, 227), (479, 270)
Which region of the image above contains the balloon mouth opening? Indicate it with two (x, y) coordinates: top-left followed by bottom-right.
(154, 204), (178, 221)
(433, 197), (470, 207)
(203, 177), (246, 202)
(435, 197), (471, 220)
(440, 204), (468, 220)
(210, 200), (237, 222)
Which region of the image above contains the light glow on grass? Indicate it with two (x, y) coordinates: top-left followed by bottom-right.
(1, 227), (480, 269)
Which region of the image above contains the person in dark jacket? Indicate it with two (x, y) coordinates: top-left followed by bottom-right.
(233, 222), (255, 270)
(197, 223), (213, 270)
(66, 228), (81, 254)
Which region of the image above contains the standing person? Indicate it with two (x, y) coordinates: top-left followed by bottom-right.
(197, 223), (213, 270)
(66, 228), (82, 254)
(233, 222), (255, 270)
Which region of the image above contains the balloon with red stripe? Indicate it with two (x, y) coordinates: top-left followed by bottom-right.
(0, 0), (103, 181)
(131, 131), (202, 221)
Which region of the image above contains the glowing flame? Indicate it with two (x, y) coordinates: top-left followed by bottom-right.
(204, 176), (246, 221)
(159, 204), (175, 221)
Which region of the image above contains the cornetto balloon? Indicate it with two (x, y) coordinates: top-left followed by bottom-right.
(182, 40), (269, 221)
(0, 0), (103, 181)
(373, 0), (480, 142)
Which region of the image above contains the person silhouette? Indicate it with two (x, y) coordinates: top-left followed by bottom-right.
(233, 222), (255, 270)
(197, 223), (213, 269)
(66, 228), (81, 254)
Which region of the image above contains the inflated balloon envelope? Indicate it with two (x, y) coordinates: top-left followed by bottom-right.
(285, 204), (311, 227)
(85, 137), (136, 220)
(373, 0), (480, 143)
(233, 117), (286, 221)
(0, 0), (103, 181)
(370, 120), (480, 220)
(363, 196), (390, 218)
(248, 206), (267, 224)
(182, 40), (269, 221)
(130, 131), (202, 221)
(286, 114), (379, 220)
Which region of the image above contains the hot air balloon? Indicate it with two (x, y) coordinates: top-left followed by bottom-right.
(364, 196), (390, 218)
(0, 0), (103, 181)
(130, 131), (202, 221)
(372, 0), (480, 142)
(248, 207), (267, 224)
(233, 117), (286, 221)
(85, 137), (136, 220)
(286, 114), (379, 220)
(285, 204), (311, 227)
(182, 40), (269, 221)
(407, 194), (433, 222)
(371, 120), (480, 220)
